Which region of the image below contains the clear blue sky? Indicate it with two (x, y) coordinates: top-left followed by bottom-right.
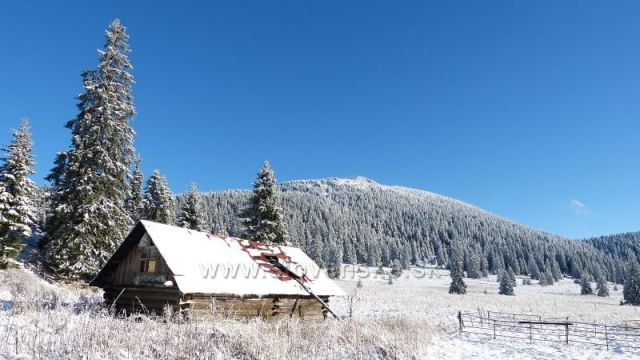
(1, 1), (639, 239)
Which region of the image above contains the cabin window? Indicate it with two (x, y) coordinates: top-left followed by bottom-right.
(140, 259), (157, 273)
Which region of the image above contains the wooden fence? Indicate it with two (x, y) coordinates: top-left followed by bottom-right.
(457, 310), (640, 350)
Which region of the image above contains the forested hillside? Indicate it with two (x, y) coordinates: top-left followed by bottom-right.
(194, 177), (632, 283)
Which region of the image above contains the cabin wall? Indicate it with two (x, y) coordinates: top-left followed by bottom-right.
(104, 286), (182, 314)
(111, 234), (173, 287)
(182, 295), (330, 321)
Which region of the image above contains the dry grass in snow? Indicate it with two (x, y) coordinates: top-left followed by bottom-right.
(3, 265), (640, 359)
(0, 268), (433, 359)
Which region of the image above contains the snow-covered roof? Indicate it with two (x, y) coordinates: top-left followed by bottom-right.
(92, 221), (344, 298)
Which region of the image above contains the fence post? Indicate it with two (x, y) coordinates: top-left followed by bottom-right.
(604, 325), (609, 350)
(565, 323), (569, 344)
(458, 311), (463, 334)
(529, 323), (532, 343)
(493, 320), (497, 339)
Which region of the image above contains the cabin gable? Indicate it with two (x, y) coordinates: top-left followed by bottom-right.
(111, 233), (174, 287)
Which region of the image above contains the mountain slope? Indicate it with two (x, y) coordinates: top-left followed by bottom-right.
(196, 177), (629, 282)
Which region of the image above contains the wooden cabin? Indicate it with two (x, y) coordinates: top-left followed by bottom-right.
(90, 221), (344, 320)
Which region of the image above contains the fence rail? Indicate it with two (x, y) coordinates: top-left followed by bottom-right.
(457, 310), (640, 350)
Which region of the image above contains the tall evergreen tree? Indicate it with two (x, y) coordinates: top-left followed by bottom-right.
(624, 256), (640, 305)
(44, 20), (135, 278)
(142, 170), (175, 225)
(126, 157), (144, 222)
(449, 246), (467, 294)
(0, 120), (35, 259)
(177, 183), (204, 231)
(240, 161), (288, 244)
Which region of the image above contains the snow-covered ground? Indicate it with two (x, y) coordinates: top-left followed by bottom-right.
(333, 265), (640, 359)
(1, 265), (639, 359)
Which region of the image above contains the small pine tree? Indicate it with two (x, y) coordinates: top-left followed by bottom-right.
(624, 256), (640, 305)
(539, 271), (554, 286)
(527, 258), (540, 280)
(499, 270), (514, 295)
(240, 161), (288, 244)
(596, 277), (609, 297)
(466, 251), (481, 279)
(177, 183), (204, 231)
(0, 120), (36, 259)
(449, 247), (467, 294)
(142, 170), (175, 224)
(580, 275), (594, 295)
(309, 238), (324, 268)
(480, 256), (489, 277)
(391, 259), (403, 277)
(328, 245), (342, 279)
(508, 267), (517, 287)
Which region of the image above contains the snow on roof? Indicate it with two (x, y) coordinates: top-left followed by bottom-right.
(137, 220), (344, 297)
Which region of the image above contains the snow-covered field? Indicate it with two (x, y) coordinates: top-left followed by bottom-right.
(1, 266), (639, 359)
(333, 266), (640, 359)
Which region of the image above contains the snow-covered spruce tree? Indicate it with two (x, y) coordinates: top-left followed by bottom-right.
(391, 259), (403, 277)
(240, 161), (288, 244)
(328, 244), (342, 279)
(624, 256), (640, 305)
(596, 276), (609, 297)
(44, 20), (135, 279)
(309, 238), (325, 268)
(177, 183), (204, 231)
(499, 270), (514, 295)
(142, 170), (175, 225)
(507, 267), (517, 287)
(580, 275), (593, 295)
(466, 251), (481, 279)
(527, 257), (540, 280)
(126, 157), (143, 222)
(448, 247), (467, 294)
(0, 120), (36, 259)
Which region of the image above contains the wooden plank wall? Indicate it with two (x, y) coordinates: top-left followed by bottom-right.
(104, 287), (181, 314)
(183, 295), (330, 321)
(111, 242), (172, 286)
